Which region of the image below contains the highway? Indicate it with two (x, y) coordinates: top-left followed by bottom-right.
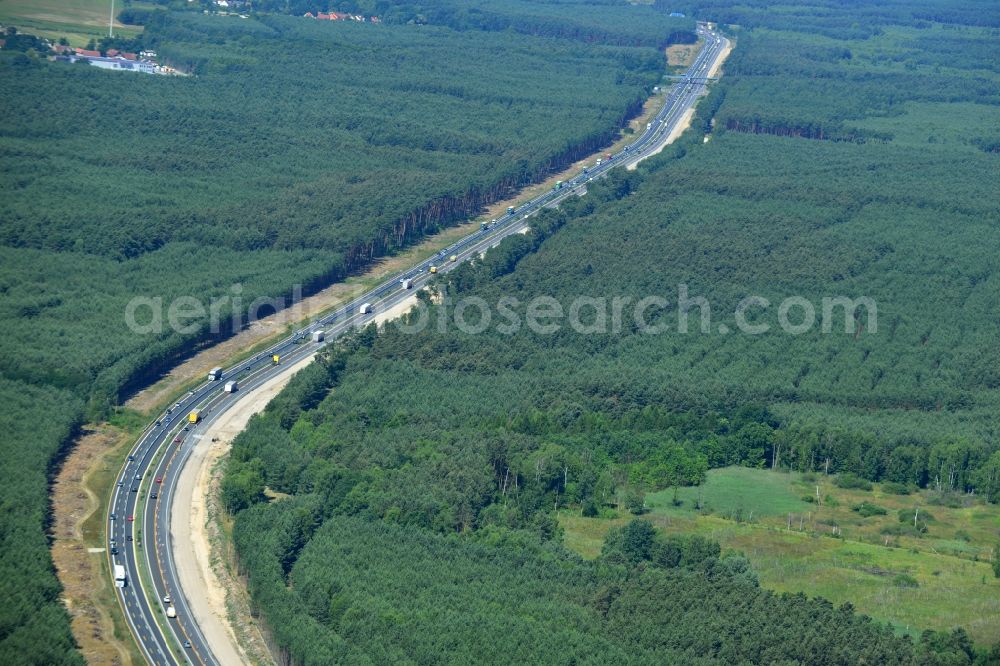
(108, 23), (728, 665)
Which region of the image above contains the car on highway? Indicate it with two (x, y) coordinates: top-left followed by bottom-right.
(126, 535), (133, 542)
(127, 515), (134, 522)
(127, 454), (134, 461)
(163, 594), (171, 603)
(131, 485), (139, 493)
(150, 492), (158, 500)
(173, 436), (182, 444)
(155, 476), (162, 484)
(117, 479), (123, 487)
(110, 546), (118, 555)
(183, 641), (191, 649)
(110, 513), (116, 521)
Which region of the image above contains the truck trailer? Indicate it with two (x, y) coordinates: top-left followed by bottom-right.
(114, 564), (127, 588)
(311, 330), (325, 343)
(224, 381), (238, 393)
(359, 303), (373, 315)
(188, 409), (201, 424)
(208, 367), (223, 381)
(400, 278), (414, 290)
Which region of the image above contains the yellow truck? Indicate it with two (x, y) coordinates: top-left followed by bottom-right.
(188, 409), (201, 424)
(272, 354), (280, 364)
(429, 266), (438, 274)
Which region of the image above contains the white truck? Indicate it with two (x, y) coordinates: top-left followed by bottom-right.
(311, 330), (325, 343)
(359, 303), (373, 315)
(114, 564), (127, 588)
(400, 278), (414, 290)
(224, 380), (238, 393)
(208, 367), (223, 381)
(166, 606), (177, 619)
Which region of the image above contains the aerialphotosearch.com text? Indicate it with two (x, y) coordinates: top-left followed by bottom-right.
(124, 283), (877, 338)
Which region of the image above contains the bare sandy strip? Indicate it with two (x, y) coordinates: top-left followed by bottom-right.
(626, 106), (697, 170)
(706, 39), (733, 80)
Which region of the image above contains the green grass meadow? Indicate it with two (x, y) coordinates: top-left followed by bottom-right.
(560, 467), (1000, 644)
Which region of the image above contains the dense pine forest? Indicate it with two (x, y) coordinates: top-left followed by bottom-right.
(0, 4), (693, 661)
(224, 0), (1000, 663)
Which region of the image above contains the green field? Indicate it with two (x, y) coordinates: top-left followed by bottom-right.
(561, 467), (1000, 644)
(0, 0), (142, 45)
(647, 466), (814, 518)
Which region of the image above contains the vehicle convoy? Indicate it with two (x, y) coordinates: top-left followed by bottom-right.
(114, 564), (127, 588)
(188, 409), (201, 424)
(207, 367), (222, 381)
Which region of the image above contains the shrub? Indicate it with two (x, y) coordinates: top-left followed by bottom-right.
(881, 524), (926, 537)
(623, 490), (648, 515)
(852, 501), (887, 517)
(898, 508), (934, 524)
(881, 481), (913, 495)
(834, 473), (873, 491)
(893, 573), (919, 588)
(927, 493), (963, 508)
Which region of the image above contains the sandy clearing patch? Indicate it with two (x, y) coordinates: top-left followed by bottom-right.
(52, 425), (136, 666)
(666, 42), (699, 68)
(172, 294), (419, 666)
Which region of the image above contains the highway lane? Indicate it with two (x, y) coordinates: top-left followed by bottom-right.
(109, 23), (728, 665)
